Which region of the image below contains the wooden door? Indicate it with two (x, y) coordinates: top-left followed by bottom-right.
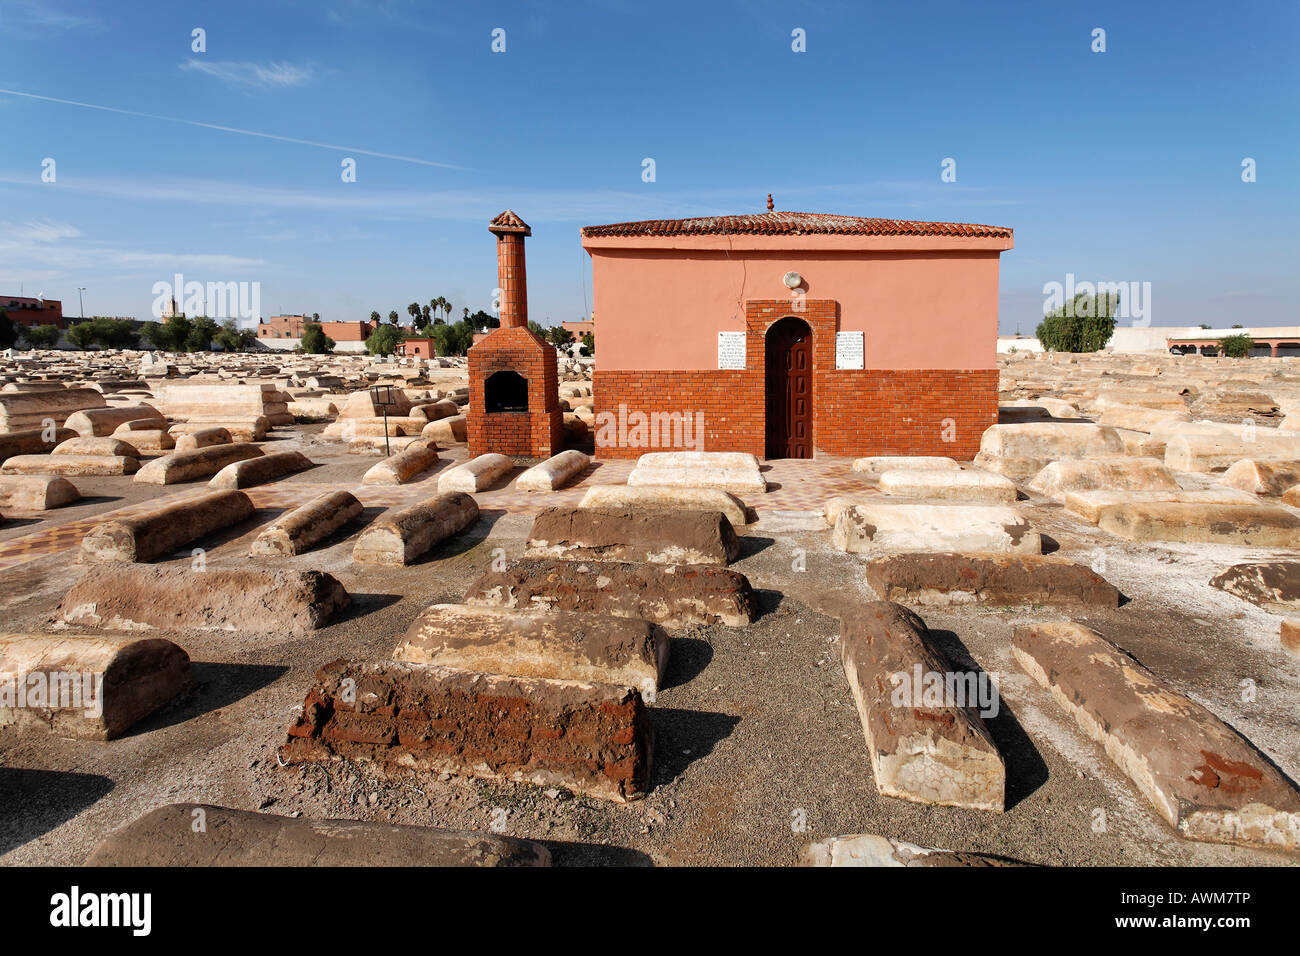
(764, 317), (813, 459)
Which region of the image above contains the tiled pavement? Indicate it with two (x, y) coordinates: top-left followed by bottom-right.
(0, 456), (869, 573)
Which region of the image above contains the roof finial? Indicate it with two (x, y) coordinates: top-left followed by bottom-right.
(766, 193), (774, 212)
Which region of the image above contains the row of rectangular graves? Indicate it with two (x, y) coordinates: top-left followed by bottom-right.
(3, 448), (1299, 864)
(0, 405), (520, 538)
(315, 382), (593, 455)
(0, 456), (770, 866)
(0, 378), (473, 483)
(829, 430), (1300, 654)
(0, 386), (582, 514)
(0, 387), (310, 511)
(0, 379), (464, 485)
(831, 423), (1300, 549)
(0, 383), (292, 442)
(816, 445), (1300, 861)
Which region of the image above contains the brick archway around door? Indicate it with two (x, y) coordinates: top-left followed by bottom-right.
(593, 297), (996, 460)
(748, 299), (836, 457)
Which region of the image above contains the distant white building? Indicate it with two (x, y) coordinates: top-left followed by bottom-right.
(1001, 325), (1300, 355)
(995, 335), (1044, 353)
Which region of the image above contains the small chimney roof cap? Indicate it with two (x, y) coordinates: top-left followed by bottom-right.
(489, 210), (532, 236)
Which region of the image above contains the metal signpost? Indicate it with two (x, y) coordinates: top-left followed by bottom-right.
(369, 384), (397, 456)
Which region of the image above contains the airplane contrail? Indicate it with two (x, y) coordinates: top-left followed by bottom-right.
(0, 87), (467, 170)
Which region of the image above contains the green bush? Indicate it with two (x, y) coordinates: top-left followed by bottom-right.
(1035, 293), (1119, 353)
(94, 318), (139, 349)
(366, 323), (402, 356)
(185, 317), (219, 352)
(431, 320), (475, 356)
(301, 322), (335, 354)
(64, 318), (139, 350)
(66, 322), (97, 349)
(213, 320), (256, 352)
(546, 326), (575, 348)
(1220, 334), (1253, 358)
(142, 315), (193, 351)
(142, 321), (172, 351)
(0, 309), (17, 350)
(139, 315), (226, 352)
(21, 324), (60, 349)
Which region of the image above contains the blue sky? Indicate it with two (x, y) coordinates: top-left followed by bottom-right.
(1, 0), (1295, 332)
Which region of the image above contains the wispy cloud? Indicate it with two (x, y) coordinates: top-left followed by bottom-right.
(0, 87), (467, 169)
(323, 0), (459, 35)
(0, 173), (1022, 227)
(179, 60), (315, 92)
(6, 218), (82, 243)
(0, 0), (101, 37)
(0, 218), (264, 278)
(253, 224), (378, 243)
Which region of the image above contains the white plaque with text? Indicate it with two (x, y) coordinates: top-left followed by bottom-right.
(717, 331), (746, 370)
(835, 331), (864, 370)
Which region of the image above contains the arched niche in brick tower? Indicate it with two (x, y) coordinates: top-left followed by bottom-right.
(485, 369), (529, 413)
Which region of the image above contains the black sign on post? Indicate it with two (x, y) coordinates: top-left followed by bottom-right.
(369, 384), (397, 456)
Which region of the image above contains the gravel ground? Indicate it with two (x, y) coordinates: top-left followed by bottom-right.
(0, 431), (1297, 867)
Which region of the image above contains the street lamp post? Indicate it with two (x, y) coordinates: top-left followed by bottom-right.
(76, 287), (86, 319)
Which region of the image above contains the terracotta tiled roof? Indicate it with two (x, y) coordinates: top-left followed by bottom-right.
(581, 211), (1012, 239)
(489, 210), (531, 235)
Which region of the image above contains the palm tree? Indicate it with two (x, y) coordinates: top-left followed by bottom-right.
(407, 302), (420, 323)
(441, 298), (453, 323)
(388, 310), (400, 325)
(369, 311), (381, 323)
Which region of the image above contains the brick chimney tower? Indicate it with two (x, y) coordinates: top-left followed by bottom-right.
(490, 210), (530, 328)
(466, 211), (562, 459)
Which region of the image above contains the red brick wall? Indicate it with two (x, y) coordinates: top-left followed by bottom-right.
(319, 321), (373, 342)
(467, 326), (562, 457)
(592, 298), (996, 460)
(3, 298), (65, 329)
(592, 371), (765, 457)
(813, 368), (997, 458)
(257, 318), (372, 341)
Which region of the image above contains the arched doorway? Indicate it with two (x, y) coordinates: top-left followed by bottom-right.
(764, 316), (813, 459)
